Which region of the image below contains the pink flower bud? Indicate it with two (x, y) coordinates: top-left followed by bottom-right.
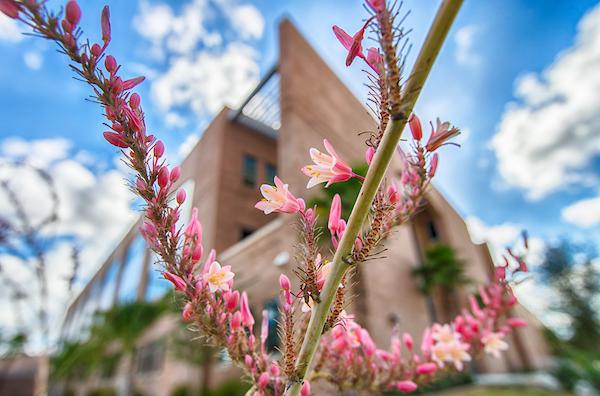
(154, 140), (165, 158)
(157, 166), (170, 189)
(240, 292), (254, 328)
(65, 1), (81, 26)
(101, 5), (111, 43)
(123, 76), (145, 90)
(365, 146), (375, 165)
(104, 55), (117, 74)
(230, 311), (242, 331)
(507, 318), (527, 328)
(429, 153), (439, 178)
(191, 243), (203, 262)
(91, 43), (102, 57)
(61, 19), (73, 33)
(270, 362), (280, 377)
(170, 166), (181, 182)
(258, 372), (269, 390)
(408, 113), (422, 141)
(396, 380), (417, 393)
(225, 290), (240, 311)
(328, 194), (342, 235)
(244, 354), (253, 369)
(416, 362), (437, 375)
(163, 271), (186, 292)
(403, 333), (413, 351)
(279, 274), (291, 291)
(182, 302), (193, 321)
(366, 0), (386, 12)
(0, 0), (20, 19)
(300, 380), (311, 396)
(103, 132), (128, 148)
(129, 93), (141, 109)
(176, 188), (186, 205)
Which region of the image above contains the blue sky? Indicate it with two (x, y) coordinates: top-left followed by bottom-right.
(1, 0), (600, 347)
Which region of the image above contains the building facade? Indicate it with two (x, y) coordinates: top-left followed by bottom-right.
(56, 20), (549, 396)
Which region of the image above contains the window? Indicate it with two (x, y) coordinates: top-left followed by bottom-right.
(242, 154), (257, 186)
(426, 220), (439, 241)
(240, 227), (254, 240)
(136, 340), (165, 373)
(263, 298), (280, 353)
(265, 163), (277, 182)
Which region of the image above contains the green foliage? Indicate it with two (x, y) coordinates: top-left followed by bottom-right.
(306, 163), (368, 243)
(51, 297), (170, 379)
(170, 385), (192, 396)
(208, 379), (251, 396)
(538, 239), (600, 391)
(412, 244), (469, 295)
(87, 387), (117, 396)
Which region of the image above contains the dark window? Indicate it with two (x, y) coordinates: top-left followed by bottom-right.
(136, 340), (165, 373)
(265, 163), (277, 182)
(263, 298), (280, 353)
(426, 220), (439, 241)
(240, 227), (254, 240)
(242, 154), (257, 186)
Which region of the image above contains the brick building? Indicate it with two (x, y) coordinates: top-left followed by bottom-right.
(56, 20), (549, 396)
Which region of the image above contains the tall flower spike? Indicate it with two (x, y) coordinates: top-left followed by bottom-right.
(255, 176), (305, 215)
(302, 139), (356, 188)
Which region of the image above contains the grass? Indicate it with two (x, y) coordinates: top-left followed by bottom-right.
(430, 386), (572, 396)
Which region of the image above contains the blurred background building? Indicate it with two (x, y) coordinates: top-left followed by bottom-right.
(51, 20), (549, 396)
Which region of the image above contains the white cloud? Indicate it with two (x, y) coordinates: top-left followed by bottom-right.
(454, 24), (480, 67)
(178, 133), (200, 159)
(0, 137), (137, 352)
(227, 4), (264, 40)
(132, 0), (264, 123)
(0, 14), (24, 42)
(466, 216), (545, 268)
(152, 42), (259, 115)
(491, 4), (600, 200)
(23, 51), (43, 70)
(133, 0), (221, 59)
(561, 195), (600, 228)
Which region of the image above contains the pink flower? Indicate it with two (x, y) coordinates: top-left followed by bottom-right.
(255, 176), (305, 214)
(366, 47), (384, 74)
(230, 311), (242, 331)
(300, 380), (311, 396)
(507, 318), (527, 328)
(176, 188), (186, 205)
(481, 332), (508, 358)
(240, 291), (255, 328)
(302, 139), (355, 188)
(65, 1), (82, 26)
(428, 153), (439, 177)
(225, 290), (240, 311)
(163, 271), (186, 292)
(426, 118), (461, 152)
(203, 261), (234, 293)
(366, 0), (386, 12)
(0, 0), (20, 19)
(396, 381), (417, 393)
(408, 113), (422, 141)
(182, 302), (193, 321)
(402, 333), (413, 351)
(365, 146), (375, 164)
(101, 5), (111, 43)
(416, 362), (437, 375)
(328, 194), (342, 235)
(279, 274), (291, 291)
(103, 132), (128, 148)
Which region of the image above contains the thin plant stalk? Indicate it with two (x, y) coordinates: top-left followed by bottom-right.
(285, 1), (464, 394)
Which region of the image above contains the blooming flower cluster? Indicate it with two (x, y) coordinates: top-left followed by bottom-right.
(5, 0), (528, 395)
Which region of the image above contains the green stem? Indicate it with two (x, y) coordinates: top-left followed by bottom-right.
(285, 1), (463, 394)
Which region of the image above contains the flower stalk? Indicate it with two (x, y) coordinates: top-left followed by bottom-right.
(285, 1), (464, 394)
